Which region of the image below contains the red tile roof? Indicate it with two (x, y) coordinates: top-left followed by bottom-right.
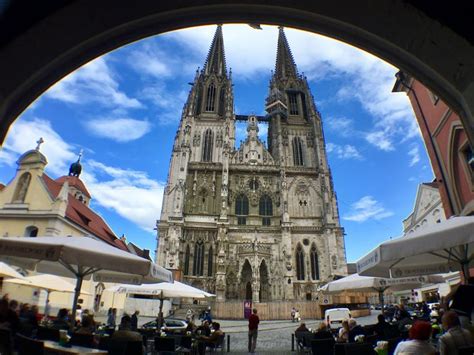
(41, 174), (128, 251)
(0, 183), (5, 191)
(55, 176), (91, 198)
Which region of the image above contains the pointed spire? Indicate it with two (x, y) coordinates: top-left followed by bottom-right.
(274, 26), (298, 79)
(203, 25), (227, 76)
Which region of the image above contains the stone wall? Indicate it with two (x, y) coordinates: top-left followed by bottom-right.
(214, 301), (322, 320)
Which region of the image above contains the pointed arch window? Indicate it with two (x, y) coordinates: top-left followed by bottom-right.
(310, 244), (320, 280)
(202, 129), (214, 162)
(259, 195), (273, 226)
(288, 92), (299, 115)
(218, 89), (225, 116)
(235, 194), (249, 225)
(296, 244), (305, 280)
(184, 244), (190, 275)
(292, 137), (304, 166)
(207, 246), (213, 276)
(12, 172), (31, 203)
(205, 83), (216, 111)
(193, 241), (205, 276)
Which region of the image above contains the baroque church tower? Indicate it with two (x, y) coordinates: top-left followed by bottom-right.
(157, 26), (346, 302)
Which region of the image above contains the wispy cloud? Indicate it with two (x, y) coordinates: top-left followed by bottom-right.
(127, 43), (172, 78)
(326, 143), (363, 160)
(408, 145), (420, 166)
(45, 58), (142, 109)
(84, 118), (152, 142)
(365, 131), (395, 152)
(140, 83), (188, 125)
(344, 195), (394, 222)
(325, 117), (355, 136)
(0, 117), (163, 233)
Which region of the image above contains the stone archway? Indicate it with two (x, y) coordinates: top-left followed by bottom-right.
(259, 259), (270, 302)
(240, 259), (253, 300)
(0, 2), (473, 146)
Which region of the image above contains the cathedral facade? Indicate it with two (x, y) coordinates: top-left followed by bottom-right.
(156, 26), (347, 302)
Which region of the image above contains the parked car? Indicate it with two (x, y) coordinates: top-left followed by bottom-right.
(324, 308), (351, 330)
(141, 318), (188, 334)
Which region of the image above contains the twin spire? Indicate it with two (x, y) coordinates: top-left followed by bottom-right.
(202, 25), (299, 80)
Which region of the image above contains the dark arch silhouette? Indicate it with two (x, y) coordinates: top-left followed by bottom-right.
(0, 1), (473, 147)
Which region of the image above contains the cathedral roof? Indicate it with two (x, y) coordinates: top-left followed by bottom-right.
(203, 25), (227, 76)
(41, 174), (128, 251)
(274, 27), (298, 80)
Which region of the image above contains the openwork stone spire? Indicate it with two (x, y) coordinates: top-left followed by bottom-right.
(274, 26), (298, 79)
(203, 25), (227, 76)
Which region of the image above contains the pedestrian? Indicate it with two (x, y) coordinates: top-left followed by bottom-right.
(248, 308), (259, 354)
(131, 310), (139, 331)
(294, 309), (301, 322)
(107, 308), (117, 329)
(44, 298), (51, 317)
(291, 307), (296, 322)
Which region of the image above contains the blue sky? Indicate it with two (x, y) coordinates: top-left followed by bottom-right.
(0, 25), (434, 262)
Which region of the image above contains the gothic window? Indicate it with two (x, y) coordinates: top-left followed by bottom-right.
(195, 84), (203, 115)
(184, 244), (190, 275)
(207, 246), (213, 276)
(218, 88), (225, 116)
(24, 226), (38, 237)
(288, 92), (299, 115)
(12, 172), (31, 203)
(205, 84), (216, 111)
(259, 195), (273, 226)
(310, 244), (320, 280)
(248, 178), (259, 191)
(193, 241), (205, 276)
(292, 137), (304, 166)
(235, 194), (249, 225)
(296, 244), (305, 280)
(202, 129), (214, 162)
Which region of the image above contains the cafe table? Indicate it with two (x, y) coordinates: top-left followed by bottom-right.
(43, 340), (108, 354)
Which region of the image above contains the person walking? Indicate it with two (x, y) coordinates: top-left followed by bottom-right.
(248, 308), (259, 354)
(131, 310), (139, 331)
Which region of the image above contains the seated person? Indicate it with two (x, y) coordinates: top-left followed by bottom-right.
(337, 320), (350, 343)
(52, 308), (70, 330)
(438, 311), (473, 355)
(374, 314), (391, 340)
(76, 314), (95, 335)
(111, 315), (142, 342)
(195, 320), (211, 336)
(0, 298), (20, 333)
(185, 321), (195, 333)
(348, 319), (365, 342)
(394, 321), (435, 355)
(296, 322), (309, 332)
(197, 322), (223, 355)
(313, 322), (334, 340)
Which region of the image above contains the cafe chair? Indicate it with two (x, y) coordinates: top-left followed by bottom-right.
(36, 326), (60, 341)
(310, 338), (335, 355)
(342, 342), (375, 355)
(0, 329), (13, 355)
(155, 336), (176, 354)
(16, 333), (44, 355)
(207, 333), (226, 353)
(70, 332), (95, 347)
(108, 339), (143, 355)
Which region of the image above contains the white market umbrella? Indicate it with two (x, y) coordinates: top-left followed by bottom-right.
(0, 261), (25, 279)
(320, 273), (444, 313)
(0, 236), (172, 326)
(106, 281), (215, 323)
(356, 217), (474, 280)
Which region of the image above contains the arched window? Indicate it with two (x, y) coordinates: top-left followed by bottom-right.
(193, 241), (205, 276)
(288, 92), (299, 115)
(292, 137), (304, 166)
(235, 194), (249, 225)
(259, 195), (273, 226)
(24, 226), (38, 237)
(202, 129), (214, 162)
(12, 172), (31, 203)
(184, 245), (190, 275)
(296, 244), (305, 280)
(207, 246), (213, 276)
(205, 84), (216, 111)
(218, 88), (225, 116)
(310, 244), (320, 280)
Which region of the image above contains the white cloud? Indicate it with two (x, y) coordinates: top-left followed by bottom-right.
(325, 117), (354, 136)
(45, 57), (142, 109)
(127, 43), (172, 78)
(85, 118), (152, 142)
(326, 143), (363, 160)
(344, 195), (394, 222)
(140, 83), (188, 125)
(365, 131), (395, 152)
(1, 117), (163, 234)
(408, 145), (420, 166)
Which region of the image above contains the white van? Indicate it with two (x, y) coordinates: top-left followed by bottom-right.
(324, 308), (351, 330)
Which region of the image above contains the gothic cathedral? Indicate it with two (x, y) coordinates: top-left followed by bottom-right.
(156, 26), (347, 302)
